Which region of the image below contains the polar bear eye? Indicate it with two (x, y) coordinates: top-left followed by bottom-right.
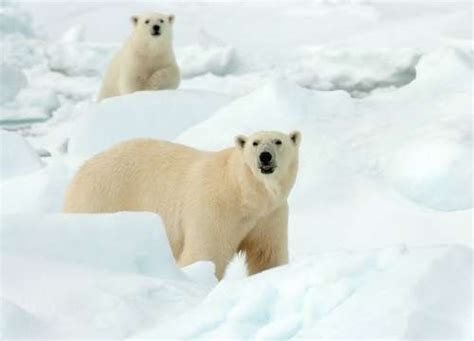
(275, 139), (282, 145)
(160, 19), (164, 23)
(252, 141), (259, 147)
(145, 19), (150, 24)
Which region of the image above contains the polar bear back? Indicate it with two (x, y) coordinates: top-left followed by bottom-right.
(63, 139), (212, 214)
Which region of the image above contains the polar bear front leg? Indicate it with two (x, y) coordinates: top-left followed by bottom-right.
(177, 219), (238, 280)
(147, 65), (180, 90)
(118, 68), (142, 95)
(239, 204), (289, 276)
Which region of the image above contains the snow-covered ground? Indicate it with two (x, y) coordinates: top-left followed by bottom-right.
(1, 0), (472, 339)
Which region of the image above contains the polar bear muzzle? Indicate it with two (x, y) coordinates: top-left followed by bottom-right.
(151, 24), (161, 36)
(259, 151), (276, 174)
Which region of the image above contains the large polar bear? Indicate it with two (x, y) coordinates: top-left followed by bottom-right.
(98, 12), (180, 101)
(63, 131), (301, 279)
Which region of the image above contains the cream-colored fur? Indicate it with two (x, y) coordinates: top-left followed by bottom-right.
(98, 12), (180, 101)
(63, 131), (301, 279)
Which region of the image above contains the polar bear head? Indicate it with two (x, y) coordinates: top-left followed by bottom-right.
(130, 12), (175, 47)
(235, 131), (301, 180)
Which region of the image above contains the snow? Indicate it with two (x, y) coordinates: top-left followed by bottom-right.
(136, 245), (472, 339)
(181, 261), (218, 289)
(68, 90), (232, 158)
(0, 1), (33, 37)
(1, 0), (472, 339)
(1, 213), (208, 339)
(0, 1), (112, 125)
(177, 30), (236, 79)
(0, 160), (69, 214)
(0, 129), (43, 180)
(1, 213), (182, 278)
(46, 40), (114, 78)
(0, 64), (27, 104)
(290, 47), (422, 96)
(45, 25), (116, 78)
(385, 135), (471, 211)
(0, 299), (48, 339)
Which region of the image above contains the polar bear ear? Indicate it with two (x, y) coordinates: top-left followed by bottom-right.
(131, 15), (139, 26)
(289, 131), (301, 147)
(168, 14), (175, 24)
(235, 135), (247, 149)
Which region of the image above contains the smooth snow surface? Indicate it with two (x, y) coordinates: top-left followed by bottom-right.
(0, 130), (43, 180)
(68, 90), (232, 158)
(1, 0), (472, 339)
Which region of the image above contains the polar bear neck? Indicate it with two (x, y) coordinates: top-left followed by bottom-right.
(128, 35), (176, 64)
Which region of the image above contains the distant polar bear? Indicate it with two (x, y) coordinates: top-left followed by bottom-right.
(63, 131), (301, 279)
(98, 12), (180, 101)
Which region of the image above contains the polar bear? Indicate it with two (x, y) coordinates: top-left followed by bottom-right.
(63, 131), (301, 279)
(98, 12), (180, 101)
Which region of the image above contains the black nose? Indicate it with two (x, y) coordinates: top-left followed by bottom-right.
(259, 152), (272, 164)
(153, 25), (160, 32)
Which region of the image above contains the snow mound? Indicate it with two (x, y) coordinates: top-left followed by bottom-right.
(182, 261), (218, 289)
(46, 36), (116, 77)
(1, 254), (204, 339)
(1, 33), (45, 69)
(376, 47), (473, 211)
(1, 87), (60, 122)
(181, 46), (422, 98)
(0, 4), (105, 128)
(1, 213), (181, 278)
(0, 130), (43, 180)
(178, 31), (236, 79)
(68, 90), (233, 159)
(405, 47), (472, 95)
(1, 90), (60, 123)
(292, 47), (421, 97)
(385, 135), (471, 211)
(1, 299), (49, 339)
(143, 245), (472, 339)
(0, 64), (27, 103)
(177, 80), (354, 150)
(1, 212), (208, 338)
(0, 161), (69, 214)
(60, 24), (85, 43)
(178, 45), (235, 79)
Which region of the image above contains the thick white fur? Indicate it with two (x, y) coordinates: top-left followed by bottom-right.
(98, 12), (180, 101)
(63, 131), (301, 279)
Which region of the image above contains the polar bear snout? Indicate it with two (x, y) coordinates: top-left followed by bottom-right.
(259, 151), (276, 174)
(259, 151), (272, 164)
(151, 24), (161, 36)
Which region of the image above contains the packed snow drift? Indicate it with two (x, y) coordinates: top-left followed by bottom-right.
(1, 0), (472, 339)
